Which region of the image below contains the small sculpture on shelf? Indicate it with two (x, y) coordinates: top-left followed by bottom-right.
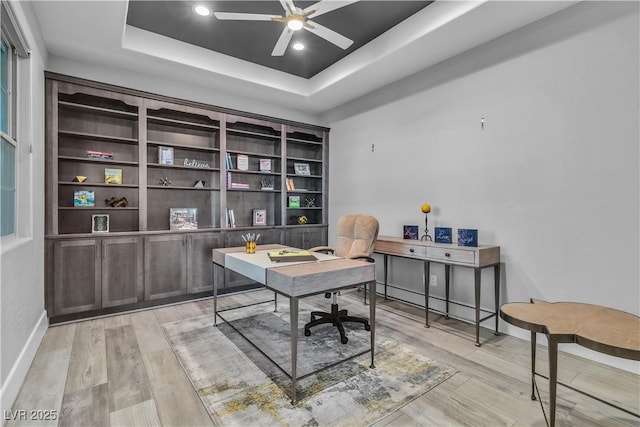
(72, 175), (87, 183)
(159, 177), (171, 186)
(297, 215), (308, 225)
(105, 197), (128, 207)
(304, 197), (315, 207)
(420, 203), (432, 241)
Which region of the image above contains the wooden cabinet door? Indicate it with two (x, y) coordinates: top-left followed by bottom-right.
(186, 232), (222, 294)
(102, 237), (143, 307)
(285, 226), (327, 249)
(144, 234), (187, 300)
(53, 239), (101, 315)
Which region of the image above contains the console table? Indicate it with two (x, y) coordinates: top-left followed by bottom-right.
(212, 244), (376, 404)
(500, 299), (640, 427)
(374, 235), (500, 346)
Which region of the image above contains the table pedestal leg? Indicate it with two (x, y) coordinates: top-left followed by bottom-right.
(290, 297), (299, 405)
(531, 331), (536, 400)
(548, 336), (558, 427)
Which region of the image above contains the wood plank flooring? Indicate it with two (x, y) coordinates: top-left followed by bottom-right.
(8, 289), (639, 426)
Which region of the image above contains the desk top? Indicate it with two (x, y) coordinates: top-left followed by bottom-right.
(501, 299), (640, 361)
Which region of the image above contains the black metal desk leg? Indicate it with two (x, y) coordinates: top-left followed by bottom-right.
(384, 254), (388, 300)
(369, 280), (376, 369)
(474, 268), (481, 346)
(213, 263), (221, 326)
(290, 296), (299, 405)
(494, 264), (500, 335)
(424, 261), (430, 328)
(531, 331), (537, 400)
(445, 264), (451, 319)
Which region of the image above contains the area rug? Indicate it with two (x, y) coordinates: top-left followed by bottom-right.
(162, 300), (456, 426)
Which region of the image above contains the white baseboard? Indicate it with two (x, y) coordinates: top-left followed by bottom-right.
(0, 310), (48, 427)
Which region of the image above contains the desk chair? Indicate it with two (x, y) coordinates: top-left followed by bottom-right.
(304, 214), (379, 344)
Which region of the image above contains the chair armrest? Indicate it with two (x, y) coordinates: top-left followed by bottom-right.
(345, 253), (375, 263)
(309, 246), (334, 254)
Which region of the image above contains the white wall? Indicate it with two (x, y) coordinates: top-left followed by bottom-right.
(325, 1), (639, 372)
(0, 0), (49, 418)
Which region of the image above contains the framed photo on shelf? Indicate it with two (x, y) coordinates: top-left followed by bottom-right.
(259, 158), (272, 172)
(288, 195), (300, 208)
(74, 190), (95, 207)
(169, 208), (198, 230)
(253, 209), (267, 226)
(158, 146), (174, 165)
(91, 214), (109, 233)
(294, 162), (311, 176)
(104, 168), (122, 184)
(403, 225), (419, 240)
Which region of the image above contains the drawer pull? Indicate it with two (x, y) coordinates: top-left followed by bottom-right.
(409, 248), (415, 253)
(445, 252), (451, 257)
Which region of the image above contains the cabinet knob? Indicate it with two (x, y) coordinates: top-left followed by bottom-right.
(409, 248), (415, 253)
(445, 252), (451, 257)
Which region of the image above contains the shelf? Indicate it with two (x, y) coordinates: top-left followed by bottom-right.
(146, 140), (219, 152)
(147, 162), (219, 172)
(287, 156), (323, 163)
(286, 137), (322, 145)
(227, 188), (281, 193)
(226, 149), (280, 159)
(227, 127), (281, 140)
(58, 101), (138, 120)
(58, 130), (138, 145)
(148, 115), (220, 131)
(287, 190), (322, 194)
(147, 185), (220, 191)
(59, 206), (139, 210)
(287, 173), (322, 179)
(59, 182), (138, 188)
(228, 169), (279, 176)
(58, 155), (139, 166)
(287, 207), (323, 210)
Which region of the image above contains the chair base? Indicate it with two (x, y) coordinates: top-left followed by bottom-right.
(304, 303), (370, 344)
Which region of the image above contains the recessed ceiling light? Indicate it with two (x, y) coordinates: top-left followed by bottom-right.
(293, 43), (305, 51)
(194, 5), (212, 17)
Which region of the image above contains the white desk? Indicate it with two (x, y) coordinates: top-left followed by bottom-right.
(212, 245), (376, 404)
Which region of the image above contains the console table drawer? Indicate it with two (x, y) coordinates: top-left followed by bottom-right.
(427, 247), (475, 265)
(375, 240), (425, 258)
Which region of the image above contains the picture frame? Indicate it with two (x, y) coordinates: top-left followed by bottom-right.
(158, 146), (174, 165)
(259, 158), (272, 172)
(253, 209), (267, 226)
(457, 228), (478, 247)
(434, 227), (453, 244)
(104, 168), (122, 184)
(169, 208), (198, 230)
(403, 225), (419, 240)
(294, 162), (311, 176)
(91, 214), (109, 233)
(74, 190), (95, 207)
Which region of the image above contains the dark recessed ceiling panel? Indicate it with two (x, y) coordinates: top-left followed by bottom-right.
(126, 1), (432, 79)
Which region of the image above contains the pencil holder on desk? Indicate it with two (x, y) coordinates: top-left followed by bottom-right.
(245, 241), (256, 254)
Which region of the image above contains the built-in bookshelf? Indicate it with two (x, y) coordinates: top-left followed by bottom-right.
(44, 73), (329, 320)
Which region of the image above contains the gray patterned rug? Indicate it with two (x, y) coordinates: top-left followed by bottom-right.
(162, 300), (456, 426)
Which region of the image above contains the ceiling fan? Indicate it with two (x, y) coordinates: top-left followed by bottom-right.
(214, 0), (358, 56)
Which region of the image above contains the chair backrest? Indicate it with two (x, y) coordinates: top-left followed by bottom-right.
(333, 214), (380, 258)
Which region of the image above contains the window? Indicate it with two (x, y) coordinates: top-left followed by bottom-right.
(1, 1), (29, 237)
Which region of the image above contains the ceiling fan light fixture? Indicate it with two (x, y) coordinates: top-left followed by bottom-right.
(293, 42), (304, 51)
(287, 17), (304, 31)
(193, 5), (212, 17)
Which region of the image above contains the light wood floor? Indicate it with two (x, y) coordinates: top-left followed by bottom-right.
(8, 289), (640, 427)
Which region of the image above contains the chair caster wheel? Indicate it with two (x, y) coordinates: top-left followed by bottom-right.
(365, 324), (370, 331)
(304, 329), (311, 337)
(341, 336), (348, 344)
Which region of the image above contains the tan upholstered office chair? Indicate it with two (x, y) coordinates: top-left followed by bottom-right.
(304, 214), (379, 344)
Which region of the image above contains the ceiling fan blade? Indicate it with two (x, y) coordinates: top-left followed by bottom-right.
(214, 12), (281, 21)
(304, 0), (358, 18)
(271, 27), (294, 56)
(305, 20), (353, 49)
(279, 0), (296, 14)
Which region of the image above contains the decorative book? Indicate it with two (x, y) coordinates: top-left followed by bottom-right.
(435, 227), (453, 244)
(74, 190), (95, 207)
(87, 150), (113, 160)
(288, 195), (300, 208)
(158, 146), (174, 165)
(259, 158), (272, 172)
(169, 208), (198, 230)
(237, 154), (249, 171)
(457, 229), (478, 247)
(294, 162), (311, 176)
(267, 250), (317, 262)
(104, 168), (122, 184)
(403, 225), (419, 240)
